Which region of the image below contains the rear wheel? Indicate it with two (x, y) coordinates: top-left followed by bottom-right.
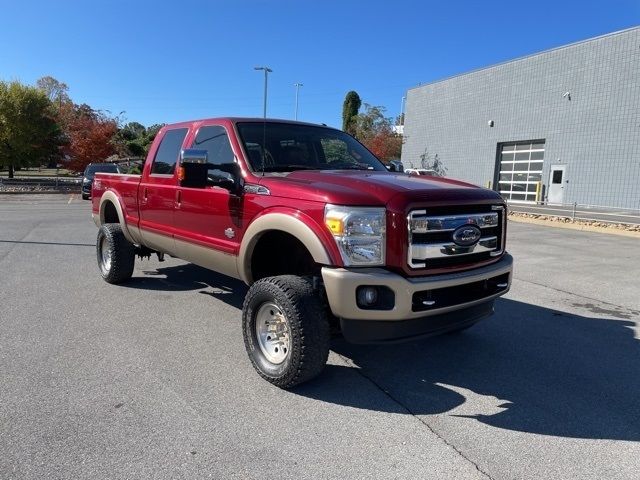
(96, 224), (135, 284)
(242, 275), (330, 388)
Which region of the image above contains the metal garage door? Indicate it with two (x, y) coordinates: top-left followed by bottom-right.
(498, 141), (545, 203)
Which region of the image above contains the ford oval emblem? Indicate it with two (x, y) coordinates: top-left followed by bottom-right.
(452, 225), (482, 247)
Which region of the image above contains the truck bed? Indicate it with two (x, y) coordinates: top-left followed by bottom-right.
(91, 173), (141, 227)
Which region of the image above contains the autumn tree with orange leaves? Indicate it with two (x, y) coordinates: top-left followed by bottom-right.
(36, 76), (146, 172)
(0, 76), (156, 176)
(352, 104), (402, 162)
(63, 104), (118, 172)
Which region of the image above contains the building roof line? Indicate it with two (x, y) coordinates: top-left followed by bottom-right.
(407, 25), (640, 92)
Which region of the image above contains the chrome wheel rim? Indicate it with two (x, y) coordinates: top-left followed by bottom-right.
(100, 236), (112, 273)
(255, 302), (291, 365)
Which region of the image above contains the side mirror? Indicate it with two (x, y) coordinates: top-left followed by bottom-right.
(179, 149), (209, 188)
(213, 162), (243, 195)
(388, 160), (404, 173)
(179, 149), (243, 194)
(181, 148), (208, 165)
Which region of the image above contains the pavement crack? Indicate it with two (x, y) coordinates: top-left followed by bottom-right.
(513, 278), (639, 314)
(0, 221), (42, 263)
(335, 352), (495, 480)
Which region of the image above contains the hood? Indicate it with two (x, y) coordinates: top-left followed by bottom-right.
(257, 170), (503, 206)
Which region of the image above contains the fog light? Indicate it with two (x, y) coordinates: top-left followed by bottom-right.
(356, 285), (395, 311)
(357, 286), (378, 307)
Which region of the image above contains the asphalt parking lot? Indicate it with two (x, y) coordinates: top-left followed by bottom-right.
(1, 194), (639, 480)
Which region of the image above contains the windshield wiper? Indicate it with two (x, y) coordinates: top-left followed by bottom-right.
(261, 165), (320, 172)
(320, 163), (372, 171)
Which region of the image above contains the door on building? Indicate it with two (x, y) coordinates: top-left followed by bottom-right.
(497, 141), (544, 203)
(547, 165), (566, 204)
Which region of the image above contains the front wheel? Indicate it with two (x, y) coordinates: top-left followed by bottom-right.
(242, 276), (330, 388)
(96, 224), (135, 284)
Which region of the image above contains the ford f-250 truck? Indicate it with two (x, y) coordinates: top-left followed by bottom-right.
(92, 118), (513, 388)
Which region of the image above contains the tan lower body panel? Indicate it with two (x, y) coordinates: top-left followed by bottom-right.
(175, 237), (240, 280)
(140, 229), (178, 257)
(322, 254), (513, 321)
(141, 229), (239, 280)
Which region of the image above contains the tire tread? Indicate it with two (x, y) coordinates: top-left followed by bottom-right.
(242, 275), (329, 388)
(97, 224), (135, 284)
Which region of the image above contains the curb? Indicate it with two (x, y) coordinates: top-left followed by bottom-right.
(0, 190), (80, 195)
(508, 214), (640, 239)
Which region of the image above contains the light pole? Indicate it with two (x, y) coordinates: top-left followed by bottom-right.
(400, 95), (406, 125)
(254, 66), (273, 119)
(294, 83), (303, 120)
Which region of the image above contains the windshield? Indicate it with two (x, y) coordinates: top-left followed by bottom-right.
(236, 122), (388, 173)
(84, 164), (120, 179)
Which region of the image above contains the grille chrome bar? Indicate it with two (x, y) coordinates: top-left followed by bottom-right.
(411, 236), (497, 260)
(410, 212), (499, 233)
(408, 206), (505, 269)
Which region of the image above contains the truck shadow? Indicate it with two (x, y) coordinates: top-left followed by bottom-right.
(120, 263), (640, 441)
(125, 263), (247, 309)
(294, 298), (640, 442)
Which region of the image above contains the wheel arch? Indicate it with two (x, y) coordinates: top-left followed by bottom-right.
(98, 191), (136, 244)
(238, 212), (333, 284)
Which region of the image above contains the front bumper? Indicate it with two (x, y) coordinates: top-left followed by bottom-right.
(321, 253), (513, 341)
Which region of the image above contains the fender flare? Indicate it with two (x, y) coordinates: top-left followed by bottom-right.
(98, 191), (136, 244)
(238, 212), (333, 284)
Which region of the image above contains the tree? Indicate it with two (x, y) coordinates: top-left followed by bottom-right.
(36, 76), (70, 106)
(342, 91), (361, 136)
(113, 121), (165, 159)
(0, 81), (62, 178)
(123, 121), (146, 137)
(352, 104), (403, 162)
(64, 104), (118, 172)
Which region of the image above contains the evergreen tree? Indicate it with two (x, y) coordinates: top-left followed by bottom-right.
(342, 91), (361, 136)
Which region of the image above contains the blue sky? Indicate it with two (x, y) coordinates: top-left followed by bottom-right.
(1, 0), (638, 128)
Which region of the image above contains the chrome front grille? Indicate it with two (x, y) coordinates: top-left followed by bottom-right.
(407, 206), (505, 269)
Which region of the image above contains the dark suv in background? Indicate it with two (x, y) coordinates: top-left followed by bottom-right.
(81, 163), (121, 199)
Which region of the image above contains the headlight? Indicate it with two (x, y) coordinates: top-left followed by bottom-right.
(324, 205), (386, 266)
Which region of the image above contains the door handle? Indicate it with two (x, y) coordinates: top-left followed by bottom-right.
(142, 188), (148, 203)
(176, 190), (182, 208)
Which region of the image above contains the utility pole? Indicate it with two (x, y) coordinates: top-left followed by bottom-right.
(254, 66), (273, 118)
(294, 83), (303, 120)
(400, 96), (406, 125)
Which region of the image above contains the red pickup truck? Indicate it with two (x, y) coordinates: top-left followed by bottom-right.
(92, 118), (512, 388)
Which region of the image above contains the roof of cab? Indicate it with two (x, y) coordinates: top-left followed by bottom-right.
(160, 117), (336, 131)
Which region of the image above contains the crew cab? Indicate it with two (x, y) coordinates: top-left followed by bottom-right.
(91, 118), (513, 388)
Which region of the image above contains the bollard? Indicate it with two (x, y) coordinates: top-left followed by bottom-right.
(572, 202), (577, 222)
